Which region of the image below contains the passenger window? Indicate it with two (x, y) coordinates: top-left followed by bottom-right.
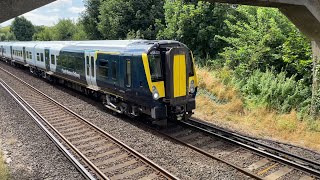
(37, 53), (40, 61)
(91, 57), (94, 77)
(51, 55), (55, 64)
(30, 52), (32, 59)
(126, 60), (131, 87)
(40, 53), (44, 62)
(98, 59), (108, 78)
(112, 61), (117, 79)
(86, 56), (89, 76)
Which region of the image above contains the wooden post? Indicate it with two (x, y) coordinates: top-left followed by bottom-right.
(311, 41), (320, 117)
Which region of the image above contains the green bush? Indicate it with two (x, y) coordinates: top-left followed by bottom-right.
(236, 69), (311, 114)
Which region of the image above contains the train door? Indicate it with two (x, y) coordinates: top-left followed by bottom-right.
(125, 59), (131, 88)
(84, 51), (97, 87)
(109, 57), (118, 89)
(49, 52), (57, 72)
(45, 48), (50, 71)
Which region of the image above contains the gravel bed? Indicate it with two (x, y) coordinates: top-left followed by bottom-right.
(0, 62), (253, 179)
(0, 82), (85, 179)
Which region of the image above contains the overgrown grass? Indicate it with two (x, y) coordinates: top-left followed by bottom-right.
(194, 66), (320, 151)
(0, 151), (9, 180)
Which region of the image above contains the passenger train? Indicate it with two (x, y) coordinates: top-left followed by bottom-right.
(0, 40), (198, 125)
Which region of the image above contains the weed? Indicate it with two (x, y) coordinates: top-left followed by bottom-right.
(0, 151), (9, 180)
(194, 67), (320, 151)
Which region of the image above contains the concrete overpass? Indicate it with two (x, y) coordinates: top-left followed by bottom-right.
(207, 0), (320, 115)
(0, 0), (55, 23)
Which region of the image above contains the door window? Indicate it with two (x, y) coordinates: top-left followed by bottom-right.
(91, 56), (95, 77)
(86, 56), (89, 76)
(126, 59), (131, 87)
(40, 53), (44, 62)
(51, 55), (55, 64)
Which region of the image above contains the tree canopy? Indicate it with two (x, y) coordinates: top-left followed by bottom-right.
(11, 16), (35, 41)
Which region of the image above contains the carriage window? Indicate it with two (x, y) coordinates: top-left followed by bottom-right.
(91, 57), (95, 77)
(126, 60), (131, 87)
(148, 51), (163, 81)
(29, 52), (32, 59)
(98, 59), (108, 78)
(112, 61), (117, 79)
(37, 53), (40, 61)
(51, 54), (55, 65)
(86, 56), (89, 76)
(40, 53), (44, 62)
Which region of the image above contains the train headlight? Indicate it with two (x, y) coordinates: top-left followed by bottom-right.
(190, 80), (195, 93)
(152, 86), (160, 100)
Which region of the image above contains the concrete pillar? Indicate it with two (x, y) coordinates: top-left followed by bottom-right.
(311, 41), (320, 116)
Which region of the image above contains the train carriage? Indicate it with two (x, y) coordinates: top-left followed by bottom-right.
(0, 40), (198, 125)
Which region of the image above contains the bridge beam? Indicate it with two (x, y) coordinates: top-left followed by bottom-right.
(0, 0), (56, 23)
(206, 0), (320, 116)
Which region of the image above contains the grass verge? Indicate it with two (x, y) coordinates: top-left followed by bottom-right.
(0, 150), (9, 180)
(194, 66), (320, 152)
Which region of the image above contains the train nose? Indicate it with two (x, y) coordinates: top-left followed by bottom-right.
(164, 47), (189, 103)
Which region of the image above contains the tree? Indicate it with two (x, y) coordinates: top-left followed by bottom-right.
(98, 0), (165, 40)
(219, 6), (312, 81)
(11, 16), (35, 41)
(0, 26), (16, 41)
(33, 27), (54, 41)
(52, 19), (77, 41)
(33, 19), (88, 41)
(72, 23), (88, 40)
(80, 0), (103, 40)
(158, 1), (235, 60)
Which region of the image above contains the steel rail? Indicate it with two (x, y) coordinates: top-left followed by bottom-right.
(183, 118), (320, 177)
(0, 66), (178, 180)
(0, 79), (96, 180)
(154, 125), (264, 179)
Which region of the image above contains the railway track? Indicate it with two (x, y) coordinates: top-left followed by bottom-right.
(158, 118), (320, 180)
(1, 63), (320, 180)
(0, 66), (178, 180)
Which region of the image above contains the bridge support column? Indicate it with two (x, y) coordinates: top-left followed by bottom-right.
(311, 41), (320, 117)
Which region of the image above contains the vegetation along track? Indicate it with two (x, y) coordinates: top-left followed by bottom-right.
(157, 118), (320, 180)
(0, 66), (178, 180)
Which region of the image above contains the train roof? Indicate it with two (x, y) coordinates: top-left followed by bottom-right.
(0, 40), (186, 54)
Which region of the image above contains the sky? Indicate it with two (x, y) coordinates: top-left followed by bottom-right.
(0, 0), (85, 27)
